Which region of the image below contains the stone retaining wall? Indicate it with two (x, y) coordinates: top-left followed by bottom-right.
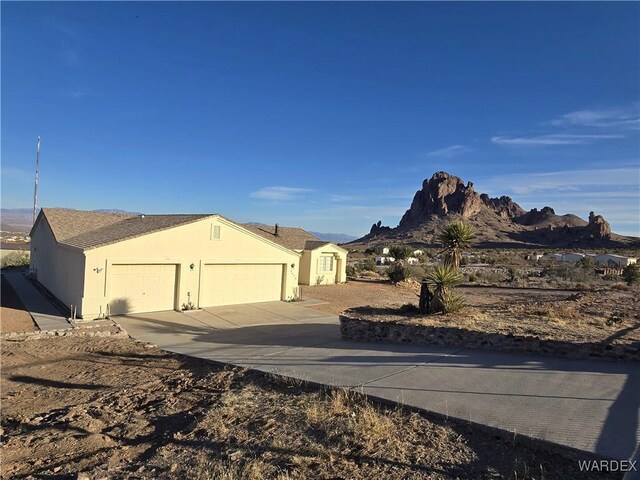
(339, 314), (639, 362)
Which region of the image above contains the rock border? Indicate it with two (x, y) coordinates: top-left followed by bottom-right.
(1, 321), (128, 341)
(339, 313), (640, 362)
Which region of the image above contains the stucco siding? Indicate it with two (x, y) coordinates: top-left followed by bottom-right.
(30, 219), (85, 311)
(81, 216), (300, 318)
(300, 244), (347, 286)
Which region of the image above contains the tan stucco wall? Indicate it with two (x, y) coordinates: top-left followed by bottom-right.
(30, 219), (85, 311)
(299, 244), (347, 286)
(81, 216), (300, 319)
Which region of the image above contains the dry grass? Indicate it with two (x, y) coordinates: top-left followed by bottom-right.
(1, 336), (615, 480)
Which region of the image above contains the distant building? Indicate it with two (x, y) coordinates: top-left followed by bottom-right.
(376, 246), (390, 255)
(412, 249), (424, 256)
(406, 257), (420, 265)
(593, 254), (637, 268)
(376, 256), (395, 265)
(561, 253), (585, 263)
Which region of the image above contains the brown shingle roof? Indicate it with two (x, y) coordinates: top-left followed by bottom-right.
(242, 224), (324, 251)
(39, 208), (214, 250)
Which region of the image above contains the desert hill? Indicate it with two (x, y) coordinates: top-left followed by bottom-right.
(354, 172), (639, 248)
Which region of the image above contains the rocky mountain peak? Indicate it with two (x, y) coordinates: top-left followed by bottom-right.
(398, 171), (526, 228)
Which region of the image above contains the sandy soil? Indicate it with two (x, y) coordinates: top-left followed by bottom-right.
(306, 280), (640, 348)
(0, 274), (38, 334)
(1, 336), (615, 480)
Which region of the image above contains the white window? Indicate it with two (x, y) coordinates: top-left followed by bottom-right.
(210, 224), (221, 240)
(318, 256), (334, 272)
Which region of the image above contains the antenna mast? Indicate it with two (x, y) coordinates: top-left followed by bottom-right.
(32, 136), (41, 225)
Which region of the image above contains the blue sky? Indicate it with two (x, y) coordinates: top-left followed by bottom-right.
(2, 2), (639, 236)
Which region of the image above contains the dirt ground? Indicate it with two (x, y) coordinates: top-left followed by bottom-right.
(306, 280), (640, 348)
(1, 336), (616, 480)
(0, 274), (38, 334)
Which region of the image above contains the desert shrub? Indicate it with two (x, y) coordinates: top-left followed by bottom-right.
(542, 263), (595, 283)
(408, 265), (425, 280)
(359, 270), (379, 278)
(467, 273), (477, 283)
(386, 262), (411, 283)
(507, 267), (517, 282)
(1, 250), (30, 269)
(425, 264), (463, 314)
(359, 258), (377, 271)
(389, 245), (413, 260)
(346, 265), (357, 277)
(364, 247), (376, 255)
(622, 264), (640, 286)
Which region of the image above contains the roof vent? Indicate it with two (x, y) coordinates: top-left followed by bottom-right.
(275, 223), (279, 237)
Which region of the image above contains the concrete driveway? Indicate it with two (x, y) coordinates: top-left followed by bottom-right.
(115, 301), (640, 461)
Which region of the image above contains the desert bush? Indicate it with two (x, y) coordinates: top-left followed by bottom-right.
(359, 258), (377, 271)
(408, 265), (425, 280)
(1, 250), (29, 269)
(542, 263), (595, 283)
(389, 245), (413, 260)
(622, 264), (640, 286)
(425, 264), (463, 314)
(386, 262), (411, 283)
(346, 265), (357, 277)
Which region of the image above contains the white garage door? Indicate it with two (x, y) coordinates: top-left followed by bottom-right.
(109, 264), (177, 315)
(200, 264), (283, 307)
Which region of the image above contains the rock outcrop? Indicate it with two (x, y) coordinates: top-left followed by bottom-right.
(480, 194), (526, 219)
(514, 207), (556, 226)
(399, 172), (487, 228)
(369, 220), (392, 236)
(587, 211), (611, 240)
(349, 171), (635, 248)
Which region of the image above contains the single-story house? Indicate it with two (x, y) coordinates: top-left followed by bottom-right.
(375, 256), (396, 265)
(406, 257), (420, 265)
(30, 208), (302, 319)
(243, 224), (347, 286)
(593, 254), (637, 268)
(560, 253), (585, 263)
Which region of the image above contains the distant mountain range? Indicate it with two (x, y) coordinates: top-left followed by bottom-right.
(1, 209), (358, 244)
(352, 171), (640, 248)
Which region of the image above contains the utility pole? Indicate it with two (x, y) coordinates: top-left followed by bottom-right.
(32, 136), (40, 226)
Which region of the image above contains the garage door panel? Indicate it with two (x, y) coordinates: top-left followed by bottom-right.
(110, 264), (177, 315)
(201, 264), (283, 307)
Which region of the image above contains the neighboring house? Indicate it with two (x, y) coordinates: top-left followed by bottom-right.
(541, 253), (563, 262)
(593, 254), (637, 267)
(30, 209), (301, 319)
(375, 256), (395, 265)
(376, 246), (390, 255)
(560, 253), (585, 263)
(243, 224), (348, 286)
(406, 257), (420, 265)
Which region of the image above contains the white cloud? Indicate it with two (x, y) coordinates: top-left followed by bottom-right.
(479, 167), (639, 195)
(550, 107), (640, 129)
(491, 134), (623, 146)
(250, 186), (313, 201)
(427, 145), (472, 158)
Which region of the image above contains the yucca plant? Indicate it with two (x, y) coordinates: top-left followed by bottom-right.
(425, 264), (463, 313)
(438, 221), (476, 269)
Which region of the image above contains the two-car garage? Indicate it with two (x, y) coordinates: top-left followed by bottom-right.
(108, 263), (285, 315)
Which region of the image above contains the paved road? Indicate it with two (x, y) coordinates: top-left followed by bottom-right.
(115, 301), (640, 461)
